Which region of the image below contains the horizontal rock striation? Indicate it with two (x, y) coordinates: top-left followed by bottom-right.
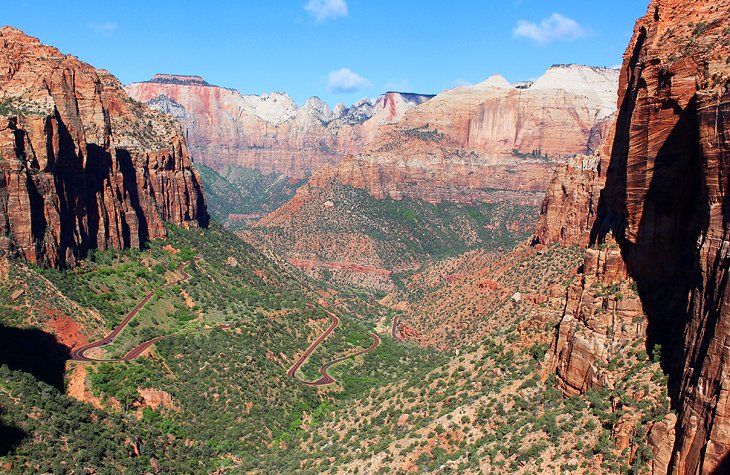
(536, 1), (730, 472)
(126, 67), (618, 203)
(125, 80), (433, 179)
(0, 27), (207, 268)
(594, 1), (730, 472)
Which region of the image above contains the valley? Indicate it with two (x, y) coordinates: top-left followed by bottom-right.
(1, 0), (730, 474)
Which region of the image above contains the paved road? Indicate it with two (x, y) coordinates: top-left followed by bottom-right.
(303, 333), (380, 386)
(286, 310), (340, 379)
(69, 257), (382, 385)
(391, 316), (403, 342)
(70, 262), (192, 362)
(287, 309), (381, 386)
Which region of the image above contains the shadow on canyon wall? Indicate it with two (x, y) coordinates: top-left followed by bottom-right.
(0, 324), (69, 391)
(0, 324), (69, 455)
(590, 24), (730, 474)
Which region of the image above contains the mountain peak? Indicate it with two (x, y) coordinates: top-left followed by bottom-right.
(0, 26), (41, 45)
(473, 75), (512, 90)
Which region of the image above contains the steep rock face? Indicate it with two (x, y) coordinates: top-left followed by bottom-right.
(127, 67), (617, 203)
(399, 65), (618, 157)
(546, 244), (642, 396)
(533, 156), (606, 247)
(593, 1), (730, 472)
(125, 80), (331, 178)
(0, 27), (207, 268)
(125, 78), (435, 179)
(305, 153), (551, 205)
(538, 1), (730, 472)
(304, 66), (618, 204)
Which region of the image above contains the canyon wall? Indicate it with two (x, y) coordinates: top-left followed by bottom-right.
(126, 66), (618, 203)
(283, 66), (618, 204)
(0, 27), (207, 268)
(537, 1), (730, 472)
(125, 77), (434, 178)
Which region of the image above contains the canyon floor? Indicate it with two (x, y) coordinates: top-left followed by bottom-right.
(0, 221), (671, 474)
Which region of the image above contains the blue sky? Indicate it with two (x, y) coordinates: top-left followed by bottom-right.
(5, 0), (649, 106)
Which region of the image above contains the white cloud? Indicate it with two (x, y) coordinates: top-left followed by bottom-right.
(328, 68), (371, 93)
(513, 13), (586, 44)
(90, 22), (117, 35)
(305, 0), (348, 22)
(326, 68), (372, 94)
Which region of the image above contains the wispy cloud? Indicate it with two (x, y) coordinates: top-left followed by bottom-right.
(452, 78), (472, 88)
(513, 13), (586, 44)
(90, 22), (117, 36)
(305, 0), (348, 22)
(327, 68), (371, 94)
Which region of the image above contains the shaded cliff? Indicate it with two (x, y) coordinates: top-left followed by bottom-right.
(535, 1), (730, 473)
(0, 27), (207, 268)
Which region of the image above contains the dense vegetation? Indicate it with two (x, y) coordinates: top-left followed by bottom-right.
(197, 164), (305, 229)
(249, 182), (539, 291)
(0, 225), (446, 472)
(0, 220), (672, 474)
(0, 365), (210, 474)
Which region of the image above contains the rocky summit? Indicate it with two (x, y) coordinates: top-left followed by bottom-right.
(125, 77), (435, 178)
(126, 65), (618, 203)
(0, 27), (207, 268)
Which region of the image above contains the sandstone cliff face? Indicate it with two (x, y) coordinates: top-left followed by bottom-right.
(127, 67), (617, 203)
(596, 2), (730, 472)
(125, 78), (434, 179)
(547, 243), (641, 396)
(537, 1), (730, 472)
(533, 156), (606, 247)
(398, 66), (618, 158)
(294, 66), (618, 204)
(0, 27), (207, 268)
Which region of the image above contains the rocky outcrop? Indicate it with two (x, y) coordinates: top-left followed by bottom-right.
(289, 66), (618, 204)
(547, 244), (643, 396)
(0, 27), (207, 268)
(305, 154), (551, 205)
(127, 67), (617, 203)
(538, 0), (730, 472)
(532, 156), (606, 246)
(396, 66), (618, 158)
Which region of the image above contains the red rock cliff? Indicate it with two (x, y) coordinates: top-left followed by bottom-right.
(537, 1), (730, 472)
(0, 27), (207, 268)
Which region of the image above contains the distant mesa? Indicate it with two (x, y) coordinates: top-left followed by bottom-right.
(148, 74), (210, 86)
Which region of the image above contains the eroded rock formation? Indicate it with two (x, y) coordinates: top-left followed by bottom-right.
(279, 66), (618, 204)
(532, 156), (606, 247)
(126, 66), (618, 204)
(0, 27), (207, 268)
(125, 77), (434, 178)
(547, 244), (642, 396)
(537, 1), (730, 472)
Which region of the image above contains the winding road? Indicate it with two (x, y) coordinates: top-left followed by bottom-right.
(69, 258), (384, 387)
(70, 262), (193, 362)
(286, 309), (381, 386)
(391, 316), (402, 342)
